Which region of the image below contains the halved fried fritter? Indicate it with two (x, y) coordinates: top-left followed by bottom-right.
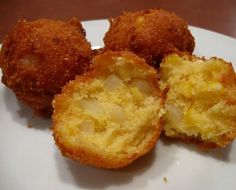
(159, 53), (236, 148)
(52, 51), (165, 169)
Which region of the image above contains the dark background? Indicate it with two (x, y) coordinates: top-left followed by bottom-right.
(0, 0), (236, 41)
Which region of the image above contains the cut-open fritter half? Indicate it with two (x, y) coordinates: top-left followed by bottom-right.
(104, 9), (195, 67)
(52, 51), (165, 169)
(159, 54), (236, 148)
(0, 18), (92, 116)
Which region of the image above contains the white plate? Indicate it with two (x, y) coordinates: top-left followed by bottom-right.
(0, 19), (236, 190)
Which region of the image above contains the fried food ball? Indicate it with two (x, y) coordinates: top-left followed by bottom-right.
(52, 51), (165, 169)
(0, 18), (92, 116)
(104, 9), (195, 67)
(159, 53), (236, 148)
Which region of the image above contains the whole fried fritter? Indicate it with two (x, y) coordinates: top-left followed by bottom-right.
(52, 51), (165, 169)
(104, 9), (195, 67)
(0, 18), (92, 116)
(159, 53), (236, 148)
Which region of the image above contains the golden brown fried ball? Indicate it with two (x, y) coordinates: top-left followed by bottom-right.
(159, 53), (236, 148)
(52, 51), (165, 169)
(0, 18), (92, 116)
(104, 9), (195, 67)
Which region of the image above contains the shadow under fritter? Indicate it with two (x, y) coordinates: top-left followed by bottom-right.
(3, 86), (51, 130)
(54, 148), (167, 189)
(161, 134), (234, 162)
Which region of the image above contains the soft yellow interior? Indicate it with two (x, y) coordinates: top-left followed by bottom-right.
(56, 57), (163, 156)
(160, 54), (236, 146)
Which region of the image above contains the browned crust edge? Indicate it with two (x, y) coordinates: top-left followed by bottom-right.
(163, 129), (236, 149)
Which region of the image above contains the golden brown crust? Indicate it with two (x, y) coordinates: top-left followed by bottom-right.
(104, 9), (195, 67)
(163, 130), (223, 149)
(0, 18), (92, 116)
(52, 51), (165, 168)
(90, 50), (161, 80)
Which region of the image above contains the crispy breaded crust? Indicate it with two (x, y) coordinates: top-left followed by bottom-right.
(159, 53), (236, 148)
(104, 9), (195, 67)
(165, 131), (227, 149)
(0, 18), (92, 116)
(52, 51), (166, 168)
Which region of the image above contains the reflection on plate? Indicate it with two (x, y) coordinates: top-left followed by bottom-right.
(0, 20), (236, 190)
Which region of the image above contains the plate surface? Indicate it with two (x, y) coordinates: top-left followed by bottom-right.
(0, 19), (236, 190)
